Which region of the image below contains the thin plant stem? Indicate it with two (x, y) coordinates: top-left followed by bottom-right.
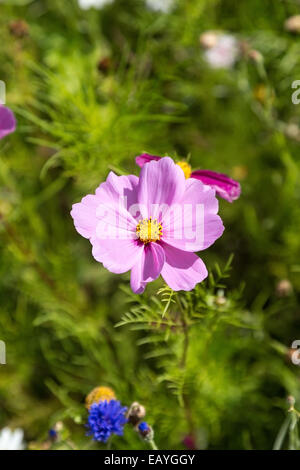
(107, 436), (113, 450)
(174, 292), (196, 440)
(175, 293), (190, 369)
(62, 439), (77, 450)
(149, 439), (158, 450)
(180, 325), (189, 369)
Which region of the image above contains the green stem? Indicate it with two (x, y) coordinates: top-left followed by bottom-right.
(107, 436), (113, 450)
(180, 325), (189, 369)
(175, 293), (196, 439)
(175, 293), (190, 369)
(149, 439), (158, 450)
(63, 439), (77, 450)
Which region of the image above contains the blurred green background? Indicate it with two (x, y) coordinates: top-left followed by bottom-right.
(0, 0), (300, 450)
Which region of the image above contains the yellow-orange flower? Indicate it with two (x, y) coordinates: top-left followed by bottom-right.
(176, 161), (192, 179)
(85, 386), (116, 409)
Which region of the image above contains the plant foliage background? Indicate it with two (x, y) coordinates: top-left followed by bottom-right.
(0, 0), (300, 450)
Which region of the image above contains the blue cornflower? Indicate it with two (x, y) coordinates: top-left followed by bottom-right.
(87, 400), (127, 443)
(48, 429), (57, 439)
(138, 422), (149, 433)
(138, 421), (154, 441)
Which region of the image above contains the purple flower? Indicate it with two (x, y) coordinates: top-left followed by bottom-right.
(191, 169), (241, 202)
(0, 105), (16, 140)
(136, 153), (241, 203)
(183, 434), (197, 450)
(71, 157), (224, 293)
(87, 400), (127, 443)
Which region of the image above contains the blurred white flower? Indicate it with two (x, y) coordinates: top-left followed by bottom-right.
(78, 0), (114, 9)
(203, 34), (239, 69)
(0, 428), (25, 451)
(199, 31), (218, 49)
(145, 0), (174, 13)
(284, 15), (300, 34)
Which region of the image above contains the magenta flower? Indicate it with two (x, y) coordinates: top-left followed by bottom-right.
(71, 157), (224, 293)
(0, 106), (16, 140)
(136, 153), (241, 203)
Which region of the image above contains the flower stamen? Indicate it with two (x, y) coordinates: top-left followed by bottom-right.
(177, 161), (192, 179)
(136, 217), (162, 244)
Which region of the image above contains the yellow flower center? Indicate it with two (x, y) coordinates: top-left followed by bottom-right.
(136, 217), (162, 244)
(85, 386), (116, 409)
(176, 161), (192, 179)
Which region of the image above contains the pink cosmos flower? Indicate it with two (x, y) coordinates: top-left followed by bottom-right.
(202, 33), (239, 69)
(136, 154), (241, 203)
(0, 105), (16, 140)
(71, 157), (224, 294)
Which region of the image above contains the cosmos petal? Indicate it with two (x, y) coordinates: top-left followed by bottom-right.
(191, 169), (241, 202)
(163, 178), (224, 252)
(161, 243), (208, 291)
(135, 153), (162, 167)
(130, 243), (165, 294)
(92, 238), (141, 274)
(71, 173), (139, 240)
(137, 157), (185, 220)
(0, 106), (16, 140)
